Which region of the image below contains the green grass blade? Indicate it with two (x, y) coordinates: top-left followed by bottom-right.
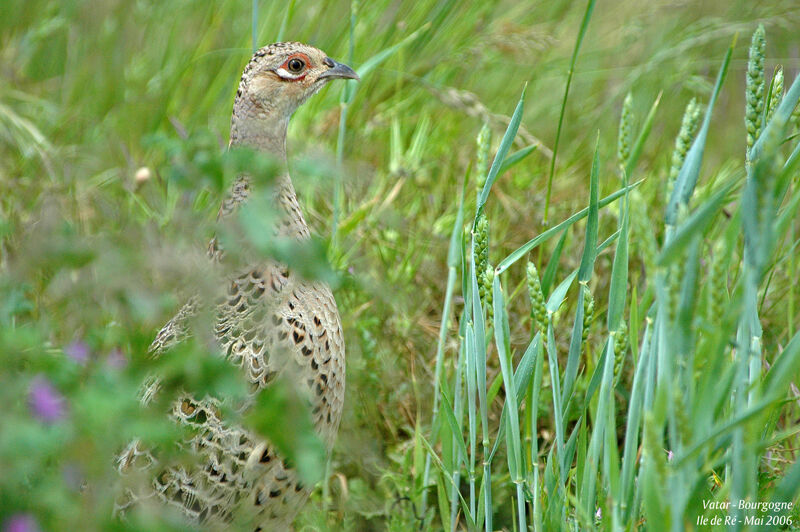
(761, 329), (800, 399)
(546, 319), (565, 479)
(543, 0), (597, 223)
(665, 39), (734, 226)
(607, 187), (629, 330)
(619, 318), (652, 519)
(750, 71), (800, 162)
(675, 236), (701, 366)
(578, 134), (600, 282)
(775, 138), (800, 212)
(274, 0), (296, 43)
(541, 228), (568, 296)
(349, 24), (428, 98)
(469, 244), (491, 531)
(427, 169), (468, 467)
(465, 323), (479, 518)
(420, 434), (477, 530)
(489, 333), (541, 462)
(776, 164), (800, 238)
(546, 270), (578, 315)
(583, 338), (609, 409)
(498, 145), (537, 175)
(658, 180), (737, 265)
(624, 92), (662, 178)
(470, 260), (488, 441)
(769, 455), (800, 514)
(497, 180), (641, 274)
(560, 287), (585, 411)
(438, 384), (469, 484)
(674, 395), (775, 467)
(492, 274), (526, 530)
(563, 234), (620, 407)
(580, 339), (615, 520)
(475, 85), (527, 222)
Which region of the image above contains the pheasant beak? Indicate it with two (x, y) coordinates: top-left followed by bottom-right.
(319, 58), (360, 82)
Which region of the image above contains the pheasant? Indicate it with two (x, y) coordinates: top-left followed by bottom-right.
(118, 42), (358, 530)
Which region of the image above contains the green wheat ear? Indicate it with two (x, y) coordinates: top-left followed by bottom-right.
(674, 385), (691, 442)
(481, 264), (494, 324)
(766, 65), (784, 125)
(612, 320), (628, 388)
(617, 92), (633, 170)
(474, 213), (489, 281)
(708, 240), (729, 322)
(581, 283), (594, 348)
(792, 87), (800, 131)
(475, 123), (491, 195)
(473, 212), (493, 324)
(643, 412), (667, 477)
(667, 98), (701, 198)
(746, 103), (785, 277)
(667, 260), (683, 324)
(745, 24), (766, 159)
(526, 261), (546, 335)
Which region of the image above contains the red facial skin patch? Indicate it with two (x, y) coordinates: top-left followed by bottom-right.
(277, 53), (312, 81)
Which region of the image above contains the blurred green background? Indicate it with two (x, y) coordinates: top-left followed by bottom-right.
(1, 0), (800, 530)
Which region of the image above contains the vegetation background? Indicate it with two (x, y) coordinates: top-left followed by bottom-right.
(2, 0), (800, 530)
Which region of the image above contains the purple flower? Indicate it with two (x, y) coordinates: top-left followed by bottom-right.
(105, 348), (127, 370)
(64, 340), (89, 365)
(3, 514), (40, 532)
(28, 376), (66, 423)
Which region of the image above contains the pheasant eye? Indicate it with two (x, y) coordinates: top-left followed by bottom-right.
(287, 58), (305, 73)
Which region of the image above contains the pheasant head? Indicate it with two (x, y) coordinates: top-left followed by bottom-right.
(231, 42), (359, 155)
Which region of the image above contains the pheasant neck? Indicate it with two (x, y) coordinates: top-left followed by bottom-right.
(230, 112), (289, 160)
(230, 113), (310, 240)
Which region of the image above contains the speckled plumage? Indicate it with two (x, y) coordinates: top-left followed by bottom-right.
(118, 42), (357, 530)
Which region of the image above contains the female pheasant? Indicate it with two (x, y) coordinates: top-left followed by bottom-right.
(120, 42), (357, 530)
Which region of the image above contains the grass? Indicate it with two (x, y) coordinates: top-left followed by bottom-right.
(2, 0), (800, 530)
